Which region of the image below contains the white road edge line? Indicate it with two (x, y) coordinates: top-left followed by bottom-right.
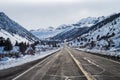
(12, 49), (60, 80)
(66, 47), (96, 80)
(76, 48), (120, 65)
(83, 57), (105, 74)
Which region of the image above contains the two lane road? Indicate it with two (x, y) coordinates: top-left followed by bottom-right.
(11, 46), (120, 80)
(12, 47), (87, 80)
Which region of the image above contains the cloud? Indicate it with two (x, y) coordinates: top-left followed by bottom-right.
(0, 0), (120, 30)
(0, 0), (83, 4)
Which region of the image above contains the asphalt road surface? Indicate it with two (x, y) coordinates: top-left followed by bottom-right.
(1, 46), (120, 80)
(69, 48), (120, 80)
(12, 47), (87, 80)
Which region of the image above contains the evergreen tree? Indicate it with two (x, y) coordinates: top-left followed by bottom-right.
(52, 42), (57, 47)
(31, 44), (35, 50)
(15, 41), (19, 46)
(4, 38), (13, 51)
(26, 43), (30, 47)
(0, 37), (5, 46)
(19, 42), (26, 53)
(77, 38), (80, 42)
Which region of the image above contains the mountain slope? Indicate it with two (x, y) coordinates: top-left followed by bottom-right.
(0, 12), (39, 44)
(30, 25), (74, 40)
(72, 12), (120, 51)
(30, 27), (64, 40)
(51, 16), (105, 41)
(52, 26), (89, 41)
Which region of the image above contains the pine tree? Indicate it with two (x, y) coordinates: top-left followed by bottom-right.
(4, 38), (13, 51)
(15, 41), (19, 46)
(19, 42), (26, 53)
(0, 37), (5, 46)
(31, 44), (35, 50)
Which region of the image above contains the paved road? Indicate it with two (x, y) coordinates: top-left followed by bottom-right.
(70, 48), (120, 80)
(12, 47), (87, 80)
(8, 46), (120, 80)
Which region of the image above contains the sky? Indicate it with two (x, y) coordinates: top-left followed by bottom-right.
(0, 0), (120, 30)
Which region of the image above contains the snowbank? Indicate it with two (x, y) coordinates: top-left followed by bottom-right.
(0, 48), (60, 70)
(76, 48), (120, 57)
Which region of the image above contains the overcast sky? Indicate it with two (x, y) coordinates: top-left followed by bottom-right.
(0, 0), (120, 30)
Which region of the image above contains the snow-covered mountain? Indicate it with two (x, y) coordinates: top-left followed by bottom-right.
(76, 16), (105, 27)
(30, 27), (63, 40)
(72, 12), (120, 51)
(31, 16), (105, 41)
(30, 25), (74, 40)
(0, 12), (39, 44)
(51, 16), (105, 41)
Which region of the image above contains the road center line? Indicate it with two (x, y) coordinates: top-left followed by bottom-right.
(65, 46), (96, 80)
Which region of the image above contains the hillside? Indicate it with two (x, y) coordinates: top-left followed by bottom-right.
(0, 12), (39, 44)
(30, 26), (64, 40)
(30, 25), (74, 40)
(71, 12), (120, 51)
(51, 16), (105, 41)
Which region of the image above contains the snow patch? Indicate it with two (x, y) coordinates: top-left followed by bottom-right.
(0, 48), (60, 70)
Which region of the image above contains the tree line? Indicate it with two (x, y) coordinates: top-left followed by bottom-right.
(0, 37), (37, 53)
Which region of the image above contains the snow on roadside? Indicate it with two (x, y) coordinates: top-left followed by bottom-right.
(0, 48), (60, 70)
(76, 48), (120, 57)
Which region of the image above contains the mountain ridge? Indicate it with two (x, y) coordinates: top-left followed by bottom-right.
(31, 16), (105, 41)
(0, 12), (40, 44)
(51, 16), (105, 41)
(71, 12), (120, 51)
